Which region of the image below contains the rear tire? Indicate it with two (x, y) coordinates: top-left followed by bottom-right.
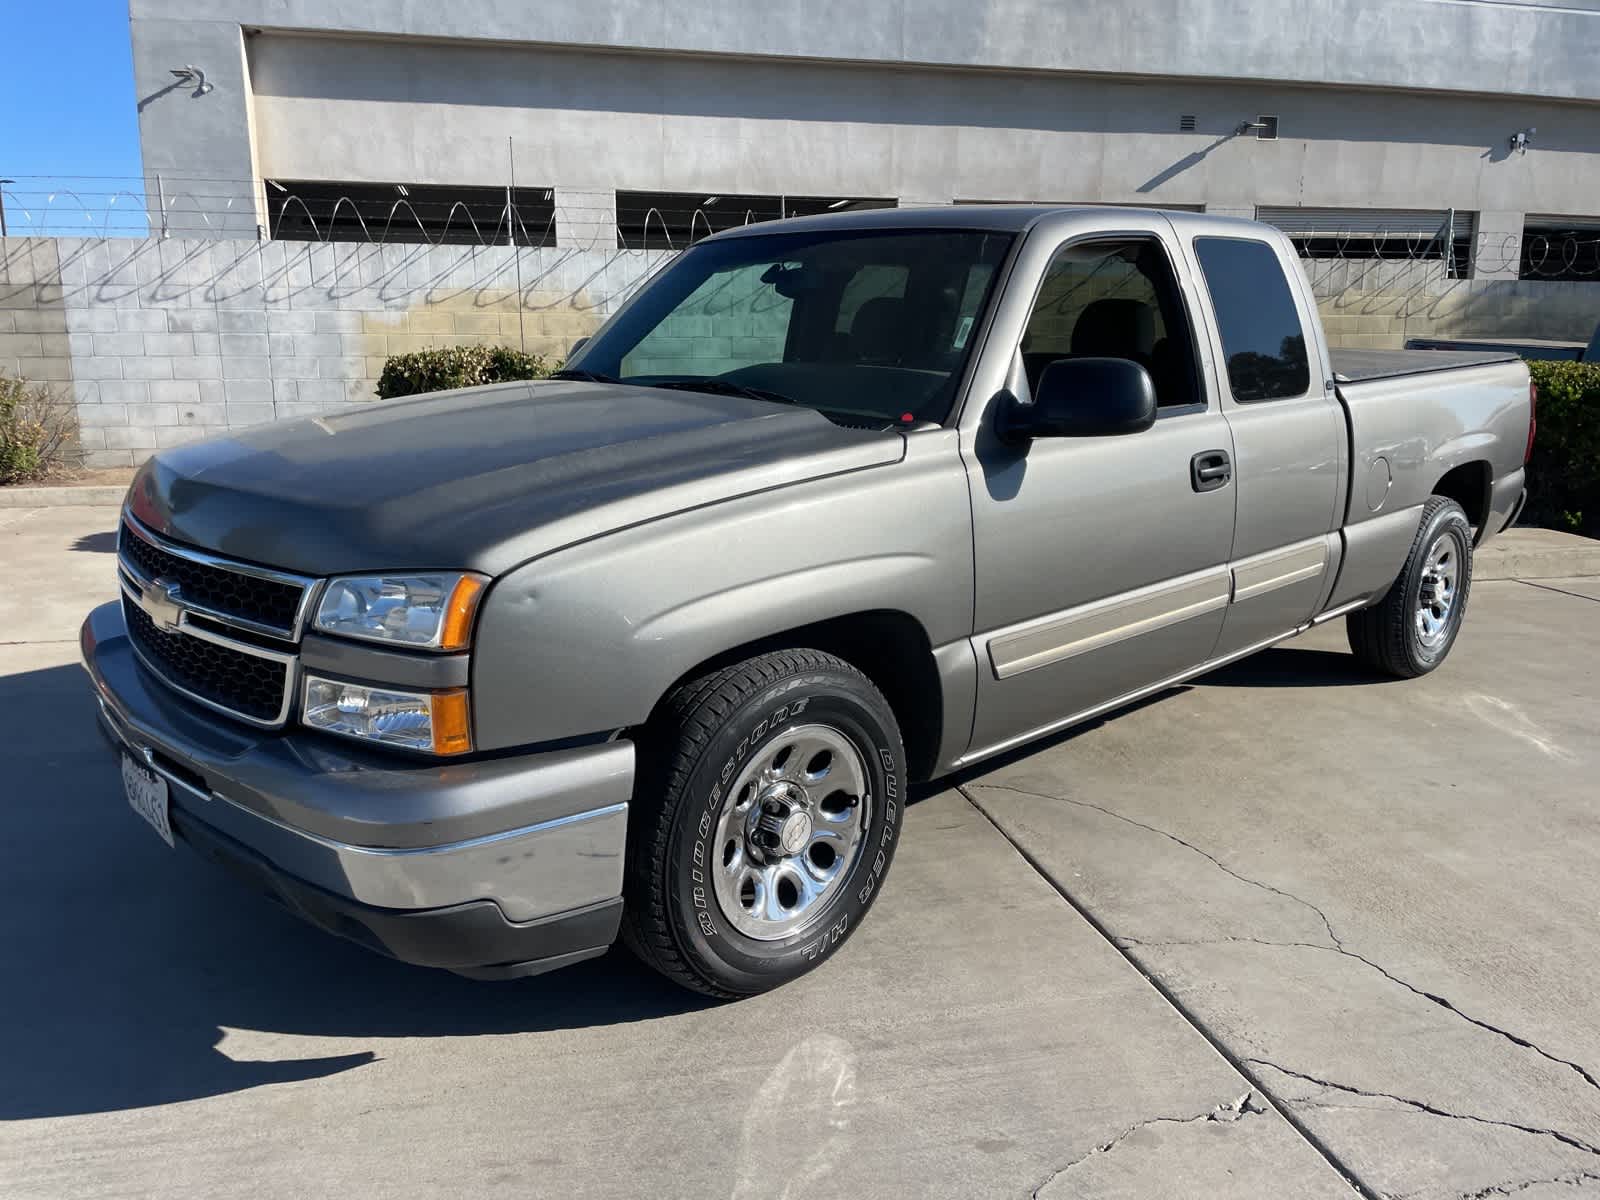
(621, 649), (904, 998)
(1346, 496), (1473, 679)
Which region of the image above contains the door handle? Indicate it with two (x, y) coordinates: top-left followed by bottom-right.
(1191, 450), (1232, 492)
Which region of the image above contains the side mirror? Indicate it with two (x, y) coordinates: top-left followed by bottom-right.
(1000, 357), (1158, 442)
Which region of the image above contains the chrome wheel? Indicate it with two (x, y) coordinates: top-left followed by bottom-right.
(711, 724), (872, 941)
(1415, 534), (1459, 648)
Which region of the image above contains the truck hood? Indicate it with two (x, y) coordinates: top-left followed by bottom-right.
(125, 380), (904, 576)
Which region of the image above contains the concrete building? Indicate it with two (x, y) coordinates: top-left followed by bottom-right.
(129, 0), (1600, 280)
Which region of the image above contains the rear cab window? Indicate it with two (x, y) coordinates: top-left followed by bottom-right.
(1192, 237), (1311, 403)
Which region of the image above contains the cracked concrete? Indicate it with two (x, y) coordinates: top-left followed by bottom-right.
(1249, 1059), (1600, 1159)
(967, 580), (1600, 1200)
(1457, 1170), (1600, 1198)
(1030, 1091), (1274, 1197)
(975, 779), (1599, 1100)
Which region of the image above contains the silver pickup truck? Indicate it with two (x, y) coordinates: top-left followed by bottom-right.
(82, 207), (1533, 997)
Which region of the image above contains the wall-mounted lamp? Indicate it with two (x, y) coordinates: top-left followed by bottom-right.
(1236, 116), (1279, 140)
(1509, 127), (1536, 155)
(170, 65), (214, 96)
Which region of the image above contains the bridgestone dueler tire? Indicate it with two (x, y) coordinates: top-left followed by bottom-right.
(620, 649), (905, 998)
(1346, 496), (1474, 679)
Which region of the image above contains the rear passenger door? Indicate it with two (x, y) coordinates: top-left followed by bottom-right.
(1184, 234), (1346, 658)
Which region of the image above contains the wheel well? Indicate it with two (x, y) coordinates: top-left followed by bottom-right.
(1432, 461), (1491, 533)
(646, 610), (945, 782)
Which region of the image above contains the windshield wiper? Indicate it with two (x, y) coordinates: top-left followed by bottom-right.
(548, 368), (623, 384)
(646, 378), (804, 408)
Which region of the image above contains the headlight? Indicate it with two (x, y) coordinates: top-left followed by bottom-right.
(302, 675), (472, 755)
(314, 573), (486, 651)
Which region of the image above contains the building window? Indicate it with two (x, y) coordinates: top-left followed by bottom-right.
(266, 180), (557, 245)
(1519, 218), (1600, 281)
(614, 192), (895, 250)
(1256, 207), (1472, 278)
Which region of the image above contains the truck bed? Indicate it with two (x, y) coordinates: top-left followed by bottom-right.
(1330, 347), (1520, 384)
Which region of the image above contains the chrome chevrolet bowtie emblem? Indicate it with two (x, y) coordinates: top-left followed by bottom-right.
(139, 577), (186, 633)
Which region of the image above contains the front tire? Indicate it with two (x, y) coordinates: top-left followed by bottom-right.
(621, 649), (904, 998)
(1346, 496), (1473, 678)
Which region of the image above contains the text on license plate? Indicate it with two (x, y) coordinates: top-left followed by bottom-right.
(121, 753), (173, 848)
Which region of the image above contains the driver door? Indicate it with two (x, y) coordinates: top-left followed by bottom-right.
(960, 217), (1236, 761)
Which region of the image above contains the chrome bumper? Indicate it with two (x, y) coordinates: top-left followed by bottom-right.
(82, 600), (632, 925)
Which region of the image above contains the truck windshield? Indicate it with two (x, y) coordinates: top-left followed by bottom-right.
(568, 228), (1014, 425)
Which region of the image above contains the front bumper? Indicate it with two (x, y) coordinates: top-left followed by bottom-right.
(81, 600), (634, 978)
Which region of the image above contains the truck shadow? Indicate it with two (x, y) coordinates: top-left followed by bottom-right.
(934, 644), (1390, 792)
(0, 663), (714, 1121)
(1196, 646), (1394, 688)
(71, 530), (119, 554)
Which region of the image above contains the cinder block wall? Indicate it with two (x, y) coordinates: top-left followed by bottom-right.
(621, 263), (795, 377)
(1, 237), (669, 468)
(1306, 259), (1600, 350)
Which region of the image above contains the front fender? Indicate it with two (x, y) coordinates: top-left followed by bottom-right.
(470, 436), (973, 751)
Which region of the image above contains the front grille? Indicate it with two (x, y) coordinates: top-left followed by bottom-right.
(124, 597), (290, 724)
(120, 522), (306, 635)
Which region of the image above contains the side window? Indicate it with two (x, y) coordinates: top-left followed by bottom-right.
(622, 263), (794, 378)
(1192, 237), (1311, 403)
(1019, 237), (1199, 409)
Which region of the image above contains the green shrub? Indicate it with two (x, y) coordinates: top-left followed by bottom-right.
(376, 344), (558, 399)
(0, 373), (77, 485)
(1525, 360), (1600, 537)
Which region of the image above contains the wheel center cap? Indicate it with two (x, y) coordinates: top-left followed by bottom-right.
(753, 782), (812, 857)
(777, 810), (813, 855)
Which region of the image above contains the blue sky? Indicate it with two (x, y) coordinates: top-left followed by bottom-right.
(1, 1), (142, 228)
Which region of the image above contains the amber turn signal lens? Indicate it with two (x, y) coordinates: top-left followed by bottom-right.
(440, 576), (487, 652)
(430, 689), (473, 756)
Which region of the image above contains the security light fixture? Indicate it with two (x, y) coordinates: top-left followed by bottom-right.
(265, 179), (287, 193)
(170, 65), (214, 96)
(827, 199), (852, 209)
(1510, 127), (1536, 155)
(1236, 116), (1279, 139)
(395, 184), (410, 197)
(702, 196), (721, 207)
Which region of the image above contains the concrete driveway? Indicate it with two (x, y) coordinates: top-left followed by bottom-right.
(2, 505), (1596, 1200)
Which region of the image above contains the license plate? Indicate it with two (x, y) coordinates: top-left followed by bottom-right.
(121, 754), (173, 848)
